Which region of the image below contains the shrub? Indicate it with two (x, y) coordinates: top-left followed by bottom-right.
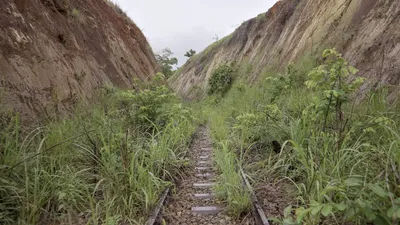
(197, 49), (400, 224)
(114, 76), (189, 132)
(233, 104), (286, 149)
(208, 64), (235, 96)
(0, 77), (196, 224)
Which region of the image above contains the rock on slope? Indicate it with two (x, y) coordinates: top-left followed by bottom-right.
(171, 0), (400, 99)
(0, 0), (157, 120)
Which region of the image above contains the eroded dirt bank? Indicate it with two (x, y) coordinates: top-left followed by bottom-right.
(0, 0), (157, 121)
(171, 0), (400, 99)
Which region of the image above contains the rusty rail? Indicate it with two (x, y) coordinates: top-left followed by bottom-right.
(145, 187), (170, 225)
(240, 168), (270, 225)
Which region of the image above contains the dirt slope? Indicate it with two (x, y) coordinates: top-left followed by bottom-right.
(171, 0), (400, 99)
(0, 0), (157, 120)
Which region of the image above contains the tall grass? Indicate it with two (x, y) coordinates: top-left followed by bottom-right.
(214, 140), (251, 216)
(195, 50), (400, 224)
(202, 94), (252, 216)
(0, 80), (196, 224)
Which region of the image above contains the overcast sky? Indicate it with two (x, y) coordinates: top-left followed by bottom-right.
(113, 0), (278, 66)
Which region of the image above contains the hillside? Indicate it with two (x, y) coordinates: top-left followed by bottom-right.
(1, 1), (400, 224)
(0, 0), (157, 120)
(170, 0), (400, 99)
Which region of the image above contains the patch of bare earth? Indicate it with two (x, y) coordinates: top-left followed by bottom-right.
(255, 180), (295, 224)
(243, 148), (296, 224)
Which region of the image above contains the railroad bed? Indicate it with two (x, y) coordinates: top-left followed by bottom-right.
(146, 126), (269, 225)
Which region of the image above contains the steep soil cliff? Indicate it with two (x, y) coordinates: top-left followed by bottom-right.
(0, 0), (157, 120)
(171, 0), (400, 99)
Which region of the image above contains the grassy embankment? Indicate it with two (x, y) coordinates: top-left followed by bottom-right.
(0, 75), (197, 225)
(196, 49), (400, 224)
(2, 47), (399, 225)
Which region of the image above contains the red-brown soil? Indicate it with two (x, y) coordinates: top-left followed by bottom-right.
(171, 0), (400, 100)
(0, 0), (158, 122)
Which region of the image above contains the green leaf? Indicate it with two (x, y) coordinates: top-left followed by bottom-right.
(311, 204), (323, 215)
(305, 80), (316, 89)
(58, 192), (66, 200)
(348, 66), (359, 74)
(387, 207), (395, 219)
(337, 57), (345, 64)
(356, 198), (367, 208)
(353, 77), (365, 85)
(295, 207), (310, 223)
(396, 207), (400, 219)
(322, 49), (336, 58)
(310, 200), (319, 207)
(284, 205), (293, 217)
(364, 207), (376, 221)
(345, 207), (356, 219)
(58, 204), (65, 211)
(345, 177), (362, 187)
(321, 205), (333, 217)
(368, 183), (389, 198)
(334, 202), (346, 211)
(373, 214), (391, 225)
(283, 218), (296, 225)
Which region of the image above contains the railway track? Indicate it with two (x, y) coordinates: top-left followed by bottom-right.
(145, 126), (269, 225)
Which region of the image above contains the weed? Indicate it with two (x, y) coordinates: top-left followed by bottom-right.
(214, 141), (251, 216)
(0, 76), (196, 224)
(194, 48), (400, 224)
(2, 47), (399, 224)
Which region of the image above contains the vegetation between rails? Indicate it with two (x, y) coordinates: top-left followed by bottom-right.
(196, 49), (400, 224)
(207, 108), (252, 217)
(0, 74), (196, 225)
(214, 140), (251, 216)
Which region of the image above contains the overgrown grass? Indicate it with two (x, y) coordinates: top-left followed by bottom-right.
(214, 140), (251, 216)
(0, 78), (196, 224)
(203, 34), (233, 56)
(200, 101), (252, 216)
(2, 47), (399, 224)
(195, 49), (400, 224)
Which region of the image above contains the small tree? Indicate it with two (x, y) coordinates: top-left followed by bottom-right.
(305, 49), (365, 150)
(155, 48), (178, 78)
(184, 49), (196, 58)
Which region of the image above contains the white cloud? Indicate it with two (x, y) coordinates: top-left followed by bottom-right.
(113, 0), (278, 65)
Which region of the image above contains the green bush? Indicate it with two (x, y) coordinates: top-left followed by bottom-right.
(208, 64), (235, 96)
(196, 49), (400, 224)
(0, 78), (196, 224)
(233, 104), (287, 149)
